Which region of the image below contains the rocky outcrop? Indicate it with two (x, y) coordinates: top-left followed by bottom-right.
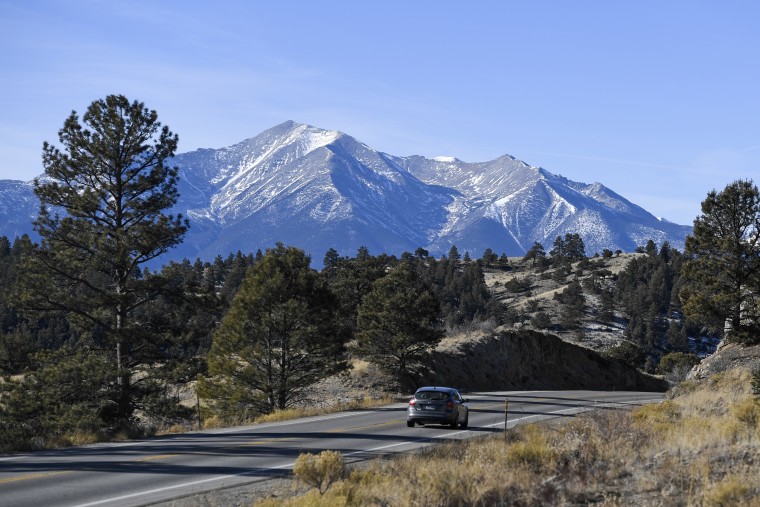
(687, 340), (760, 380)
(423, 330), (668, 392)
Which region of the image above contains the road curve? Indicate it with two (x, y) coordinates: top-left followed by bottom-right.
(0, 390), (663, 507)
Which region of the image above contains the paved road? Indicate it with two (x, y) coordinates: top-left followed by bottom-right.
(0, 390), (663, 507)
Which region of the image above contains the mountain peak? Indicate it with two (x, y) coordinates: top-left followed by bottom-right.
(0, 122), (693, 265)
(432, 156), (460, 163)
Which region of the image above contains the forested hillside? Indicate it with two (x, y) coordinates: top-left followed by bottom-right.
(0, 229), (733, 451)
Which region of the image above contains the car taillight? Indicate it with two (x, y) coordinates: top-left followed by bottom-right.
(447, 401), (454, 409)
(409, 399), (416, 406)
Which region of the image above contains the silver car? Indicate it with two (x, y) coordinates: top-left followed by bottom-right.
(406, 386), (469, 428)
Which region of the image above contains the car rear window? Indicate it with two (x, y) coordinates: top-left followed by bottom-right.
(416, 391), (449, 401)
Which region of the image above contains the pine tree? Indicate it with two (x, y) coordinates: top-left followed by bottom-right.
(0, 347), (114, 451)
(555, 279), (586, 329)
(481, 248), (498, 266)
(681, 179), (760, 343)
(23, 95), (188, 428)
(600, 287), (615, 325)
(355, 264), (443, 383)
(551, 233), (586, 263)
(523, 241), (546, 267)
(322, 248), (392, 336)
(200, 244), (346, 418)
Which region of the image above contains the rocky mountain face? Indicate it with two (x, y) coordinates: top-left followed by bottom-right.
(0, 121), (692, 265)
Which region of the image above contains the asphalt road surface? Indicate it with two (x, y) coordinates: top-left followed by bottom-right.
(0, 390), (663, 507)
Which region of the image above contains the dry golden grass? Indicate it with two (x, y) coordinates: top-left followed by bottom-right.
(254, 367), (760, 507)
(37, 431), (102, 450)
(254, 395), (398, 425)
(199, 394), (399, 430)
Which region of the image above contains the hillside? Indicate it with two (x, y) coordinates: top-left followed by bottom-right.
(484, 252), (641, 351)
(301, 252), (670, 410)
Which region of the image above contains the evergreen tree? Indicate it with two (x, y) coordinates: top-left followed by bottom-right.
(447, 245), (461, 262)
(0, 347), (114, 451)
(551, 233), (586, 262)
(323, 248), (340, 270)
(600, 287), (615, 325)
(554, 279), (585, 329)
(355, 264), (443, 383)
(604, 340), (646, 370)
(23, 95), (188, 428)
(481, 248), (498, 266)
(531, 310), (552, 330)
(200, 244), (346, 418)
(322, 247), (392, 336)
(681, 179), (760, 343)
(666, 320), (689, 352)
(614, 244), (690, 354)
(422, 256), (499, 328)
(523, 241), (546, 267)
(219, 251), (256, 302)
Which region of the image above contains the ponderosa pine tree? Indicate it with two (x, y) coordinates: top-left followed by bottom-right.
(523, 241), (547, 268)
(550, 233), (586, 263)
(24, 95), (188, 428)
(680, 179), (760, 344)
(199, 244), (346, 419)
(355, 263), (443, 383)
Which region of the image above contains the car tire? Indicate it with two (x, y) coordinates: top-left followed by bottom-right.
(406, 420), (414, 427)
(450, 418), (458, 429)
(461, 413), (469, 429)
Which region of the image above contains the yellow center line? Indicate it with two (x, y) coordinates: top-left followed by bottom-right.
(327, 419), (403, 433)
(243, 437), (297, 446)
(0, 470), (71, 485)
(0, 453), (183, 485)
(134, 454), (178, 462)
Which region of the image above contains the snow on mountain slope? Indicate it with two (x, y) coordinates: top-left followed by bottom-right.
(0, 121), (692, 264)
(0, 179), (38, 239)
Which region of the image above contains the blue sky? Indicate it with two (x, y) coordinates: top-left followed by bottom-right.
(1, 1), (758, 225)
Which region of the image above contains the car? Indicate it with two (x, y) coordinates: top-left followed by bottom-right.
(406, 386), (469, 429)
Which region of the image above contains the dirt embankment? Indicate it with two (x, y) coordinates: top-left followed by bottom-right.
(421, 329), (668, 392)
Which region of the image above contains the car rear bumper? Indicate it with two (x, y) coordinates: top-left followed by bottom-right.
(407, 410), (456, 425)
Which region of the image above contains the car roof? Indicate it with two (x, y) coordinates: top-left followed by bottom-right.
(415, 386), (456, 392)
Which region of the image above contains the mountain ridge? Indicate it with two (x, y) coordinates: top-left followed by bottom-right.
(0, 121), (692, 265)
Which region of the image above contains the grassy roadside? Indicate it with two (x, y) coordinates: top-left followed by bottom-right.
(254, 368), (760, 506)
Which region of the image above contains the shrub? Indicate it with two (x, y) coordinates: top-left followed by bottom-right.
(752, 368), (760, 400)
(505, 277), (532, 293)
(531, 311), (553, 330)
(658, 352), (700, 382)
(632, 400), (681, 434)
(703, 476), (751, 507)
(603, 341), (645, 370)
(505, 425), (555, 470)
(293, 450), (345, 495)
(731, 398), (760, 430)
(201, 415), (226, 429)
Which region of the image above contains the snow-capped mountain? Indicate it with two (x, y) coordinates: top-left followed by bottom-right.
(0, 121), (692, 264)
(0, 180), (38, 240)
